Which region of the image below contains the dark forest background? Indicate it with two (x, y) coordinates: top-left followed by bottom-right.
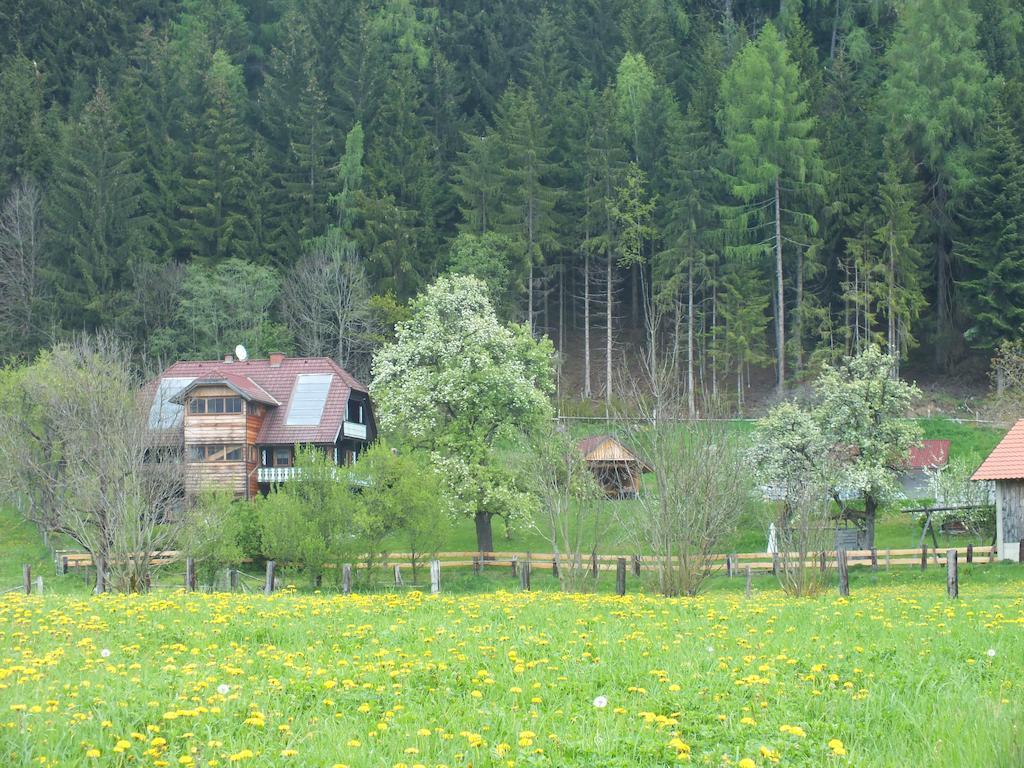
(1, 0), (1022, 410)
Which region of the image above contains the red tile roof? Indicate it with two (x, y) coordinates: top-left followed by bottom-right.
(907, 439), (950, 469)
(152, 356), (368, 445)
(170, 371), (280, 406)
(972, 420), (1024, 480)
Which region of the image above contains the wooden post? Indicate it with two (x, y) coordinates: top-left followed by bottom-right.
(615, 557), (626, 596)
(1019, 538), (1024, 564)
(591, 550), (599, 579)
(837, 549), (849, 597)
(511, 556), (518, 577)
(229, 569), (239, 591)
(313, 573), (322, 589)
(342, 564), (352, 595)
(870, 548), (878, 572)
(62, 556), (68, 575)
(632, 554), (641, 576)
(989, 545), (996, 564)
(472, 555), (481, 576)
(144, 572), (151, 592)
(726, 554), (735, 578)
(185, 557), (196, 592)
(819, 551), (827, 573)
(885, 550), (891, 570)
(23, 564), (31, 595)
(745, 566), (752, 598)
(35, 575), (43, 595)
(430, 560), (440, 594)
(772, 552), (780, 576)
(947, 549), (958, 599)
(920, 546), (928, 571)
(552, 556), (559, 578)
(520, 560), (531, 591)
(966, 544), (974, 564)
(264, 561), (275, 596)
(393, 564), (403, 587)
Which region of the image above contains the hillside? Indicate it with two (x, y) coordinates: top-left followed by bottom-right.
(1, 0), (1023, 411)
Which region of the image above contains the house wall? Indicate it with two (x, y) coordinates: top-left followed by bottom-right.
(183, 385), (250, 499)
(996, 480), (1024, 561)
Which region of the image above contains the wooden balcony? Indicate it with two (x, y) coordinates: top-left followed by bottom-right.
(343, 420), (367, 439)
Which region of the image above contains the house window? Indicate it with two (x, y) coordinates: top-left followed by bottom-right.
(188, 444), (245, 462)
(189, 396), (243, 415)
(346, 399), (365, 424)
(273, 447), (292, 467)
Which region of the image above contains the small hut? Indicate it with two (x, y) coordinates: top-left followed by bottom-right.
(971, 420), (1024, 561)
(576, 434), (653, 499)
(901, 439), (951, 499)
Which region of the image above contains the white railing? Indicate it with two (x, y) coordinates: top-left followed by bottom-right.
(343, 421), (367, 439)
(257, 467), (300, 483)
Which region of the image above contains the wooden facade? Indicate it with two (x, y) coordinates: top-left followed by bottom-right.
(971, 419), (1024, 562)
(151, 355), (375, 501)
(577, 435), (653, 499)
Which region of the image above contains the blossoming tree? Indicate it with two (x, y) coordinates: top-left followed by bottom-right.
(370, 274), (554, 551)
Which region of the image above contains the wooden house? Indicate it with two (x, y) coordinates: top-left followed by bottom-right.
(147, 353), (375, 499)
(576, 435), (653, 499)
(971, 420), (1024, 561)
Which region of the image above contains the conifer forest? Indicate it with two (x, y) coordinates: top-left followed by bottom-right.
(1, 0), (1022, 409)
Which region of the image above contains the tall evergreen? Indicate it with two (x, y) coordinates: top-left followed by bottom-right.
(180, 50), (256, 264)
(957, 102), (1024, 350)
(719, 22), (825, 394)
(882, 0), (993, 366)
(46, 85), (147, 332)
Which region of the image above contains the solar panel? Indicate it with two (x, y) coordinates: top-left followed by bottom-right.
(148, 377), (195, 429)
(286, 373), (333, 426)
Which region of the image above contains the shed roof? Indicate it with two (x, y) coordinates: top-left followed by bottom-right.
(972, 420), (1024, 481)
(576, 434), (654, 472)
(150, 356), (367, 445)
(907, 439), (950, 469)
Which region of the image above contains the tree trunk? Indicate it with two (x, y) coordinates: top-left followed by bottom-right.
(528, 260), (534, 334)
(888, 237), (897, 373)
(711, 268), (718, 400)
(606, 246), (613, 412)
(795, 247), (804, 375)
(474, 512), (494, 553)
(584, 246), (591, 399)
(934, 183), (950, 370)
(864, 494), (877, 550)
(94, 553), (106, 594)
(774, 176), (786, 394)
(687, 259), (696, 418)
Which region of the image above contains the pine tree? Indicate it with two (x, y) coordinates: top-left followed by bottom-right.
(957, 102), (1024, 350)
(180, 50), (256, 264)
(882, 0), (994, 366)
(719, 22), (825, 394)
(0, 55), (53, 191)
(452, 131), (507, 235)
(494, 86), (561, 332)
(46, 85), (147, 332)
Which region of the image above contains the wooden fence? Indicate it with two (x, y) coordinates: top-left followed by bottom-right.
(51, 545), (1001, 576)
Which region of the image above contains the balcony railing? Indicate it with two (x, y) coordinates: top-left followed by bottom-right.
(257, 467), (300, 483)
(343, 421), (367, 439)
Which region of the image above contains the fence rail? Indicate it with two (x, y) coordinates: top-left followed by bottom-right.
(46, 545), (999, 575)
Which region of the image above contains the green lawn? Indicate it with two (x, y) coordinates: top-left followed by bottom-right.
(2, 567), (1022, 766)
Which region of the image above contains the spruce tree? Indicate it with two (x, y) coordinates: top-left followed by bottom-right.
(180, 50), (256, 264)
(957, 102), (1024, 350)
(719, 22), (825, 394)
(46, 85), (147, 333)
(882, 0), (993, 365)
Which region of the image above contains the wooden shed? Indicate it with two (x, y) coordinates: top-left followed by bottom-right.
(576, 435), (653, 499)
(972, 420), (1024, 561)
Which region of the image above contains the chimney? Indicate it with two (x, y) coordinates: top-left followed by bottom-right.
(223, 354), (233, 363)
(269, 352), (285, 368)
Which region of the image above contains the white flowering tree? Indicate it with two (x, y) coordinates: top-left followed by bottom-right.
(753, 346), (921, 550)
(370, 274), (554, 552)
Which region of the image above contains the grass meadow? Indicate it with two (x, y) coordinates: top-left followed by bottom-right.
(1, 567), (1023, 767)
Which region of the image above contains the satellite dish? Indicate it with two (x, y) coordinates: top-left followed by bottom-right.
(234, 344), (248, 361)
